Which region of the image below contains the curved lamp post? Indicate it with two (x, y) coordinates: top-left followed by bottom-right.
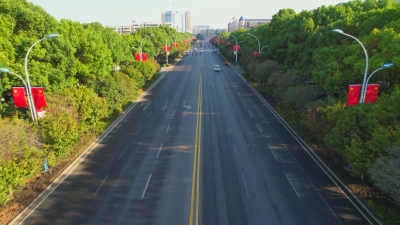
(362, 63), (394, 103)
(0, 68), (34, 121)
(332, 29), (368, 103)
(229, 34), (239, 65)
(247, 33), (261, 54)
(166, 35), (174, 65)
(261, 45), (268, 52)
(25, 34), (59, 120)
(139, 34), (154, 61)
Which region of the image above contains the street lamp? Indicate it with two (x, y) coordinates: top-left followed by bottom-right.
(247, 33), (261, 54)
(261, 45), (268, 52)
(229, 34), (239, 65)
(332, 29), (368, 103)
(25, 34), (59, 120)
(362, 63), (394, 103)
(166, 35), (174, 65)
(0, 68), (34, 121)
(139, 34), (154, 61)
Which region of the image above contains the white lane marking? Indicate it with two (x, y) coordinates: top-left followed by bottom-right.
(135, 125), (142, 135)
(256, 123), (262, 133)
(241, 172), (250, 197)
(157, 144), (164, 158)
(227, 123), (231, 132)
(118, 145), (129, 160)
(166, 124), (170, 134)
(285, 173), (300, 198)
(177, 100), (179, 106)
(286, 149), (305, 172)
(248, 110), (253, 117)
(155, 101), (158, 106)
(180, 93), (182, 97)
(172, 110), (175, 118)
(9, 74), (165, 225)
(241, 99), (246, 105)
(233, 143), (239, 158)
(147, 112), (152, 118)
(163, 101), (169, 111)
(224, 110), (227, 116)
(92, 175), (109, 198)
(141, 174), (152, 199)
(268, 144), (278, 159)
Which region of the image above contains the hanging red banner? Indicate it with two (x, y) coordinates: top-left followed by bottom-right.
(233, 45), (241, 51)
(163, 46), (170, 51)
(135, 53), (140, 61)
(12, 87), (28, 107)
(365, 84), (379, 103)
(346, 84), (362, 106)
(31, 87), (47, 107)
(135, 53), (147, 61)
(254, 52), (260, 57)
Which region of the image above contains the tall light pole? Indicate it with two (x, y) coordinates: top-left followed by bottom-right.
(332, 29), (368, 103)
(229, 34), (239, 65)
(140, 34), (154, 61)
(25, 34), (59, 120)
(247, 33), (261, 54)
(0, 68), (34, 121)
(362, 63), (393, 103)
(166, 35), (174, 65)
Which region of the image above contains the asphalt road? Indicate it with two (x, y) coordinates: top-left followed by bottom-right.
(12, 46), (371, 225)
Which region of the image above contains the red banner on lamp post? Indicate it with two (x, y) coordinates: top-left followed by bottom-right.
(31, 87), (47, 107)
(346, 85), (362, 105)
(365, 84), (379, 103)
(163, 46), (170, 51)
(135, 53), (147, 61)
(233, 45), (240, 51)
(254, 52), (260, 57)
(12, 87), (28, 107)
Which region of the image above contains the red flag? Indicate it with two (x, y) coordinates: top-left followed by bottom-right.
(31, 87), (47, 107)
(233, 45), (240, 51)
(163, 46), (170, 51)
(12, 87), (28, 107)
(254, 52), (260, 57)
(135, 53), (140, 61)
(365, 84), (379, 103)
(346, 85), (361, 106)
(141, 53), (147, 61)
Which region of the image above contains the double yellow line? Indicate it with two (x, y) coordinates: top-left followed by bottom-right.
(189, 53), (203, 225)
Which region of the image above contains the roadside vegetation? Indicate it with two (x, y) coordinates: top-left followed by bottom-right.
(0, 0), (192, 221)
(213, 0), (400, 223)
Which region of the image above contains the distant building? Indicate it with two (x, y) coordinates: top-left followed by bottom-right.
(163, 10), (186, 32)
(106, 21), (178, 34)
(185, 11), (192, 33)
(230, 16), (271, 32)
(107, 26), (132, 34)
(132, 20), (178, 32)
(161, 13), (165, 23)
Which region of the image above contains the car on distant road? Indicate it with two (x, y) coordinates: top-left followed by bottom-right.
(214, 65), (220, 72)
(185, 51), (189, 56)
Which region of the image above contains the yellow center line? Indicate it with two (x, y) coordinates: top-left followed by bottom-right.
(189, 53), (203, 225)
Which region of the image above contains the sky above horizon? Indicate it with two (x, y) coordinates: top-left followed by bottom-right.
(28, 0), (348, 29)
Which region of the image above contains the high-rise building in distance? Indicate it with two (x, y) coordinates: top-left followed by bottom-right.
(162, 10), (185, 32)
(184, 11), (192, 33)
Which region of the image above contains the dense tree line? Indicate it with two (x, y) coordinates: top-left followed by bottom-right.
(213, 0), (400, 220)
(0, 0), (193, 205)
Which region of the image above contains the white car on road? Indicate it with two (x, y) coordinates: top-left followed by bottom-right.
(214, 65), (220, 72)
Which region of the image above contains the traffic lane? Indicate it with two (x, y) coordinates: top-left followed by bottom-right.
(20, 56), (198, 224)
(202, 52), (248, 225)
(204, 53), (304, 224)
(207, 53), (338, 224)
(149, 54), (202, 225)
(91, 54), (202, 224)
(217, 54), (368, 224)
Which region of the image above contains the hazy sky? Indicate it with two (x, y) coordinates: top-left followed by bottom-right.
(28, 0), (347, 29)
